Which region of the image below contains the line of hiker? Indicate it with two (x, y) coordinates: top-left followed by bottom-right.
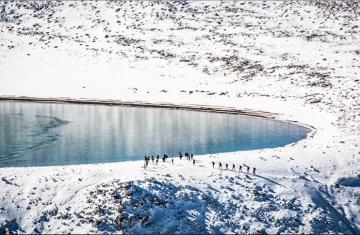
(144, 153), (256, 175)
(212, 161), (256, 174)
(178, 152), (194, 162)
(144, 154), (169, 168)
(144, 152), (196, 169)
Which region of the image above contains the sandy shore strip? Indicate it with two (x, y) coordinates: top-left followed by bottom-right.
(0, 95), (317, 132)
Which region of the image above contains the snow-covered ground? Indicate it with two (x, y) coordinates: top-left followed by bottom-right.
(0, 0), (360, 233)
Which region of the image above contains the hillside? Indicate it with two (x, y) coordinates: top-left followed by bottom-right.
(0, 0), (360, 233)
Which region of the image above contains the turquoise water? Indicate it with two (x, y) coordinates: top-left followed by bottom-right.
(0, 101), (309, 167)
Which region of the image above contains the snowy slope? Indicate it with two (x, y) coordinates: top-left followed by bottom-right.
(0, 0), (360, 233)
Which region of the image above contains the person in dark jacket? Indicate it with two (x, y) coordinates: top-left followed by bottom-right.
(144, 156), (148, 168)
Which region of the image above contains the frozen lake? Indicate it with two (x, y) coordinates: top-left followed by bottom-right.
(0, 101), (309, 167)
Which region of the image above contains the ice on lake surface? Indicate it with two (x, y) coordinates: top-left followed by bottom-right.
(0, 101), (309, 167)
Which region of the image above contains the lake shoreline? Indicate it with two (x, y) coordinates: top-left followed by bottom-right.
(0, 95), (316, 134)
(0, 97), (311, 168)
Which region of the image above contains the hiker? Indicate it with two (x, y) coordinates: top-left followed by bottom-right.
(144, 156), (149, 168)
(225, 163), (229, 170)
(193, 159), (195, 165)
(219, 162), (222, 169)
(232, 164), (235, 171)
(172, 159), (174, 164)
(239, 165), (242, 172)
(253, 167), (256, 174)
(247, 166), (250, 173)
(144, 156), (148, 167)
(212, 161), (215, 168)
